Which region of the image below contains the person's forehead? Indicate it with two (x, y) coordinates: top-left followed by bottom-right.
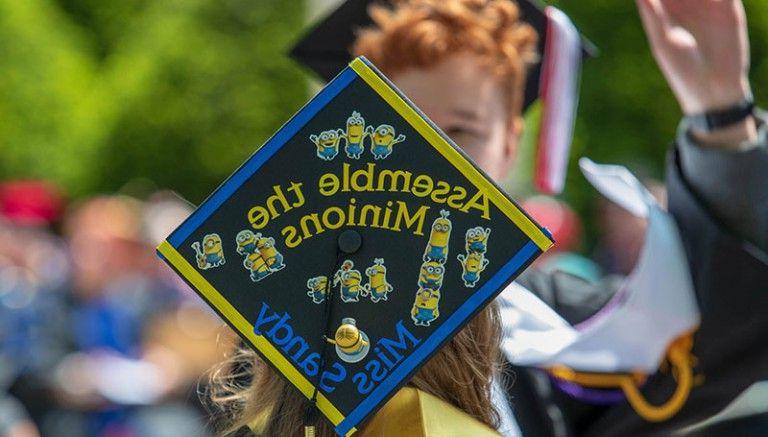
(390, 53), (507, 121)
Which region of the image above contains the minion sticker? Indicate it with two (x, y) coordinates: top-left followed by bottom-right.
(457, 252), (490, 288)
(192, 233), (225, 270)
(465, 227), (491, 254)
(326, 318), (370, 363)
(254, 233), (285, 272)
(244, 252), (271, 282)
(237, 232), (284, 282)
(341, 111), (370, 159)
(418, 260), (445, 290)
(306, 276), (329, 304)
(423, 210), (452, 263)
(411, 288), (441, 327)
(369, 124), (406, 160)
(310, 129), (344, 161)
(363, 258), (393, 303)
(235, 230), (258, 255)
(334, 260), (363, 303)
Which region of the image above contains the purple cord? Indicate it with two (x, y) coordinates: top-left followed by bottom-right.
(551, 376), (628, 405)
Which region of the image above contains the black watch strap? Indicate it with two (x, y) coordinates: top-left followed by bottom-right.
(686, 97), (755, 133)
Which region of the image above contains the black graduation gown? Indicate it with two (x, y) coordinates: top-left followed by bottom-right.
(504, 139), (768, 436)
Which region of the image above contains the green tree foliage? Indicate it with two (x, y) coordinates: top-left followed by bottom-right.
(1, 0), (767, 235)
(0, 0), (306, 202)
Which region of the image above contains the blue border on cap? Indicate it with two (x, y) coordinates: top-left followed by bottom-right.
(334, 240), (539, 436)
(167, 67), (358, 248)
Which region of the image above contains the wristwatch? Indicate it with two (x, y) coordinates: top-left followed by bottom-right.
(685, 97), (755, 133)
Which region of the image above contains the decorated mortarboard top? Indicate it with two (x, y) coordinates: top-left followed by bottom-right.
(291, 0), (596, 195)
(156, 56), (553, 436)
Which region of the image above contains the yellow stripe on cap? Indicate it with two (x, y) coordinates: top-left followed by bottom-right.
(156, 241), (353, 432)
(349, 57), (553, 252)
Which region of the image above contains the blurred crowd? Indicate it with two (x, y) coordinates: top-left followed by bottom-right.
(0, 177), (663, 436)
(0, 181), (235, 437)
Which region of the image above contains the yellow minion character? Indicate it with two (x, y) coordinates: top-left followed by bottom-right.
(418, 260), (445, 290)
(335, 260), (363, 303)
(333, 260), (351, 286)
(364, 258), (393, 303)
(244, 252), (271, 282)
(411, 288), (441, 327)
(255, 233), (285, 272)
(457, 252), (490, 288)
(465, 227), (491, 254)
(235, 229), (258, 255)
(369, 124), (406, 160)
(306, 276), (328, 304)
(341, 111), (369, 159)
(423, 210), (452, 263)
(310, 128), (344, 161)
(326, 318), (370, 363)
(192, 233), (225, 270)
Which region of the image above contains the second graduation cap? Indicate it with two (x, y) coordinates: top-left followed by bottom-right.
(291, 0), (596, 195)
(157, 57), (552, 436)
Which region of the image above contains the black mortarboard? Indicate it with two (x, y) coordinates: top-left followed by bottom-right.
(290, 0), (595, 112)
(157, 56), (552, 435)
(290, 0), (596, 194)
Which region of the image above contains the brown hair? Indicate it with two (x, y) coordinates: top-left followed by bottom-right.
(353, 0), (539, 119)
(208, 303), (502, 436)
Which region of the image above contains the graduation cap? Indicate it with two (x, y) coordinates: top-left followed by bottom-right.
(157, 56), (552, 436)
(290, 0), (597, 195)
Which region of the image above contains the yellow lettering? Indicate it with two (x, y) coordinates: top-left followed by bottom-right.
(411, 175), (434, 198)
(447, 186), (467, 209)
(266, 185), (291, 218)
(322, 207), (345, 230)
(460, 190), (491, 220)
(351, 163), (376, 191)
(377, 169), (412, 192)
(281, 225), (302, 248)
(392, 201), (429, 235)
(299, 213), (324, 238)
(287, 181), (305, 208)
(358, 204), (382, 228)
(318, 173), (339, 196)
(342, 163), (351, 192)
(248, 206), (270, 229)
(430, 181), (451, 204)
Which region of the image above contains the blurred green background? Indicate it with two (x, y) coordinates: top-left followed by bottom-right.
(1, 0), (766, 246)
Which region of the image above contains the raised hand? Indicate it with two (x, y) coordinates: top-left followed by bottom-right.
(637, 0), (752, 115)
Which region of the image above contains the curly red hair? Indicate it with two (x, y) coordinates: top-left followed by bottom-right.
(353, 0), (539, 117)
